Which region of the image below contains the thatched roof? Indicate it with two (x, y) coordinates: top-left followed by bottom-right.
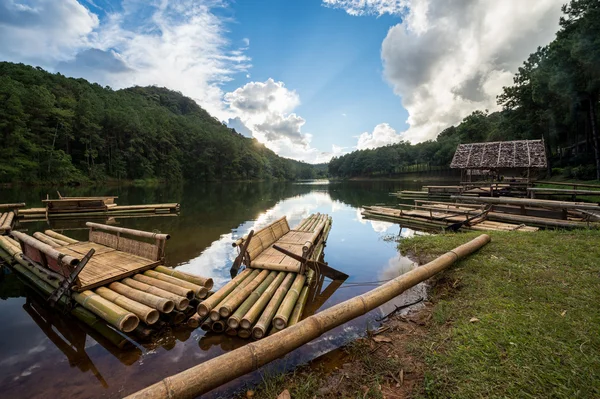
(450, 139), (547, 169)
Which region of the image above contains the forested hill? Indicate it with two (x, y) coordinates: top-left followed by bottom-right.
(330, 0), (600, 181)
(0, 62), (318, 184)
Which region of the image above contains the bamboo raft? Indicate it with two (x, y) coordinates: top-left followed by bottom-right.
(18, 194), (180, 220)
(196, 213), (337, 340)
(0, 203), (25, 234)
(0, 223), (213, 339)
(393, 181), (531, 200)
(362, 205), (539, 232)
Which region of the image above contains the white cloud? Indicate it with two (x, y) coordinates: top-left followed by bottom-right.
(381, 0), (563, 142)
(0, 0), (99, 64)
(325, 0), (563, 143)
(356, 123), (402, 150)
(322, 0), (408, 16)
(225, 78), (336, 163)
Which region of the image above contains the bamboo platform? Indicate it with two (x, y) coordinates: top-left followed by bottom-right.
(362, 205), (538, 232)
(528, 187), (600, 199)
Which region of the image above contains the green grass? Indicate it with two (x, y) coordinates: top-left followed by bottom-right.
(401, 230), (600, 398)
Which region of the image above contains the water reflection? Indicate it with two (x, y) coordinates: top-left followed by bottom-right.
(0, 180), (440, 399)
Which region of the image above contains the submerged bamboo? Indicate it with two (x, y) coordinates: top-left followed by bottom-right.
(109, 281), (175, 313)
(143, 270), (207, 298)
(211, 320), (226, 333)
(125, 234), (491, 399)
(228, 271), (279, 329)
(121, 277), (189, 310)
(200, 320), (213, 332)
(288, 286), (309, 326)
(132, 274), (194, 299)
(96, 286), (160, 325)
(162, 310), (186, 325)
(218, 269), (270, 318)
(240, 272), (286, 330)
(237, 329), (251, 339)
(187, 313), (205, 328)
(252, 273), (295, 339)
(197, 268), (252, 317)
(154, 265), (214, 289)
(273, 273), (306, 330)
(44, 230), (79, 244)
(209, 269), (260, 321)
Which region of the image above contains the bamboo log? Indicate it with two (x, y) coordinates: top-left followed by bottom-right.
(0, 203), (25, 210)
(273, 273), (306, 330)
(0, 247), (128, 348)
(73, 291), (139, 333)
(110, 203), (179, 211)
(109, 281), (175, 313)
(288, 286), (309, 326)
(0, 213), (7, 226)
(240, 272), (287, 330)
(228, 271), (279, 329)
(237, 329), (251, 339)
(209, 269), (261, 321)
(252, 273), (295, 339)
(486, 211), (597, 229)
(251, 262), (302, 273)
(219, 269), (271, 318)
(39, 232), (70, 246)
(187, 313), (205, 328)
(143, 270), (207, 298)
(225, 327), (238, 337)
(0, 236), (21, 257)
(86, 222), (170, 240)
(96, 287), (160, 325)
(132, 274), (194, 299)
(1, 211), (15, 230)
(154, 265), (213, 289)
(162, 310), (186, 325)
(212, 320), (226, 333)
(44, 230), (79, 244)
(451, 195), (600, 210)
(197, 268), (252, 317)
(32, 232), (62, 248)
(200, 320), (213, 331)
(121, 278), (189, 311)
(124, 234), (491, 399)
(10, 231), (79, 266)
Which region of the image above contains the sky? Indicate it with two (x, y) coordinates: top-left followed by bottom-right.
(0, 0), (564, 163)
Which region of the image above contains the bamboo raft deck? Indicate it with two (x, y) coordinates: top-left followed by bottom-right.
(362, 205), (539, 232)
(197, 213), (339, 339)
(393, 181), (532, 200)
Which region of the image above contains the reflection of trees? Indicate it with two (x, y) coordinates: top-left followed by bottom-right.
(326, 181), (422, 208)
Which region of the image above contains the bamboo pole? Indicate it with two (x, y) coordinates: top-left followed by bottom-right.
(132, 274), (194, 299)
(0, 213), (7, 226)
(1, 211), (15, 230)
(10, 231), (79, 266)
(240, 272), (286, 330)
(109, 281), (175, 313)
(228, 271), (279, 329)
(154, 265), (213, 289)
(143, 270), (207, 298)
(162, 310), (186, 325)
(288, 286), (309, 326)
(96, 287), (160, 325)
(121, 278), (189, 311)
(209, 269), (261, 321)
(251, 262), (302, 273)
(124, 234), (491, 399)
(212, 320), (226, 333)
(252, 273), (295, 339)
(451, 195), (600, 210)
(200, 320), (213, 332)
(32, 232), (63, 248)
(237, 329), (251, 339)
(187, 313), (205, 328)
(218, 269), (271, 318)
(44, 230), (79, 244)
(197, 268), (252, 317)
(0, 203), (25, 210)
(273, 273), (306, 330)
(86, 222), (170, 241)
(73, 291), (139, 333)
(110, 203), (179, 211)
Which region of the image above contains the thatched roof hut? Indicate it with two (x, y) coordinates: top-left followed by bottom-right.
(450, 139), (547, 170)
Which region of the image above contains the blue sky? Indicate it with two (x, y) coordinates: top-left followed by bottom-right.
(0, 0), (564, 163)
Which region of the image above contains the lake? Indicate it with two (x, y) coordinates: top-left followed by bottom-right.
(0, 179), (443, 398)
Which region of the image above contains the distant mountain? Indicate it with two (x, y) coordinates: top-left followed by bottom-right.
(0, 62), (317, 184)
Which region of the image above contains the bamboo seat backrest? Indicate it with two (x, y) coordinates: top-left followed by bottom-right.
(88, 224), (167, 261)
(244, 217), (291, 262)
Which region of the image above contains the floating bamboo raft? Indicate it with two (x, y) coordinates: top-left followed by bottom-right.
(0, 223), (213, 339)
(393, 181), (531, 200)
(195, 213), (334, 340)
(0, 203), (24, 234)
(362, 205), (539, 232)
(18, 194), (179, 220)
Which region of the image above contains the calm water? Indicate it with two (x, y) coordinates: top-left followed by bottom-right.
(0, 180), (440, 398)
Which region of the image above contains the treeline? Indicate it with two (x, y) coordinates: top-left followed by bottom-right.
(330, 0), (600, 180)
(0, 63), (320, 184)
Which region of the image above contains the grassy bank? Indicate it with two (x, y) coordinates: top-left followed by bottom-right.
(240, 230), (600, 398)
